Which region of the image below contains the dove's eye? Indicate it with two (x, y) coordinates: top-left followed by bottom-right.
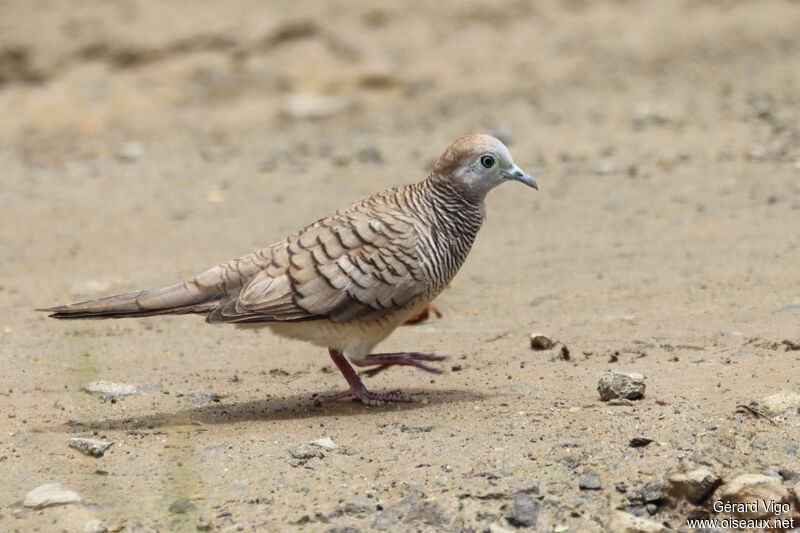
(480, 155), (495, 169)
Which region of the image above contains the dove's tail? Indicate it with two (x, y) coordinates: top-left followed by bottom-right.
(38, 281), (221, 319)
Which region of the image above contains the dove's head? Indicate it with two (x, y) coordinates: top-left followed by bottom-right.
(432, 134), (537, 201)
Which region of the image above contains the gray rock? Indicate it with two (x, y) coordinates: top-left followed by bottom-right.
(598, 370), (646, 401)
(641, 480), (665, 503)
(83, 519), (109, 533)
(23, 483), (82, 509)
(168, 498), (196, 514)
(665, 467), (721, 505)
(373, 490), (453, 531)
(506, 493), (541, 527)
(530, 334), (555, 350)
(579, 470), (602, 490)
(609, 511), (670, 533)
(69, 437), (113, 458)
(289, 442), (325, 466)
(340, 496), (373, 516)
(289, 442), (324, 460)
(400, 424), (434, 433)
(718, 474), (794, 519)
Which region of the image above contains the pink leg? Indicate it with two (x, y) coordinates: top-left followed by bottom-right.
(351, 352), (447, 377)
(320, 348), (412, 405)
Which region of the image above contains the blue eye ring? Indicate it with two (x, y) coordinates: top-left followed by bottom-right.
(480, 155), (495, 168)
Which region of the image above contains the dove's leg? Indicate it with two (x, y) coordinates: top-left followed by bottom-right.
(321, 348), (412, 405)
(352, 352), (447, 377)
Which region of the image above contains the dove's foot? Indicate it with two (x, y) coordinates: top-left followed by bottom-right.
(324, 348), (413, 405)
(353, 352), (447, 377)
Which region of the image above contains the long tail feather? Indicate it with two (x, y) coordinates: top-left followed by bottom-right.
(38, 281), (219, 319)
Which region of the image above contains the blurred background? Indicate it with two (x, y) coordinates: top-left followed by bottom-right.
(3, 0), (798, 292)
(2, 1), (799, 531)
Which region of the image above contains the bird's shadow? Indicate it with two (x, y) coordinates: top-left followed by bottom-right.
(52, 388), (488, 434)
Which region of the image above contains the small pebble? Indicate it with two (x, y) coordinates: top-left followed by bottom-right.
(289, 443), (324, 460)
(506, 493), (541, 527)
(69, 437), (113, 458)
(339, 496), (373, 516)
(598, 370), (646, 401)
(579, 470), (602, 490)
(400, 424), (435, 433)
(530, 334), (555, 350)
(629, 437), (653, 448)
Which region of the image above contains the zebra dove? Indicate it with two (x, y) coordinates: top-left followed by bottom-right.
(40, 134), (537, 405)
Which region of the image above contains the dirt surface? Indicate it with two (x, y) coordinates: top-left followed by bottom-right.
(2, 1), (800, 531)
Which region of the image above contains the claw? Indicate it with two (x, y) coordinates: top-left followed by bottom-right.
(352, 352), (447, 377)
(324, 348), (415, 405)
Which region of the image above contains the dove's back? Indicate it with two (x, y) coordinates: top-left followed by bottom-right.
(40, 179), (481, 327)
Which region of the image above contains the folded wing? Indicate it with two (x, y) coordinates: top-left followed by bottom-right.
(207, 206), (427, 324)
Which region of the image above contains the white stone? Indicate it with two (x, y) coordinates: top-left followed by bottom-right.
(82, 380), (139, 397)
(309, 437), (338, 451)
(23, 483), (81, 509)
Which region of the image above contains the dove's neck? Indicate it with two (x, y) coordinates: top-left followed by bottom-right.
(412, 176), (486, 290)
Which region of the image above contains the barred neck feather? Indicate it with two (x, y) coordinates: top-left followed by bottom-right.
(402, 176), (486, 292)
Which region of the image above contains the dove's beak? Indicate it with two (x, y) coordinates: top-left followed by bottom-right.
(505, 164), (538, 190)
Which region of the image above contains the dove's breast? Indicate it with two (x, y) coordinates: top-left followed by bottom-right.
(246, 296), (431, 360)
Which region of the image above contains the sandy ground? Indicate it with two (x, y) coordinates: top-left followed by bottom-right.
(2, 1), (800, 531)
